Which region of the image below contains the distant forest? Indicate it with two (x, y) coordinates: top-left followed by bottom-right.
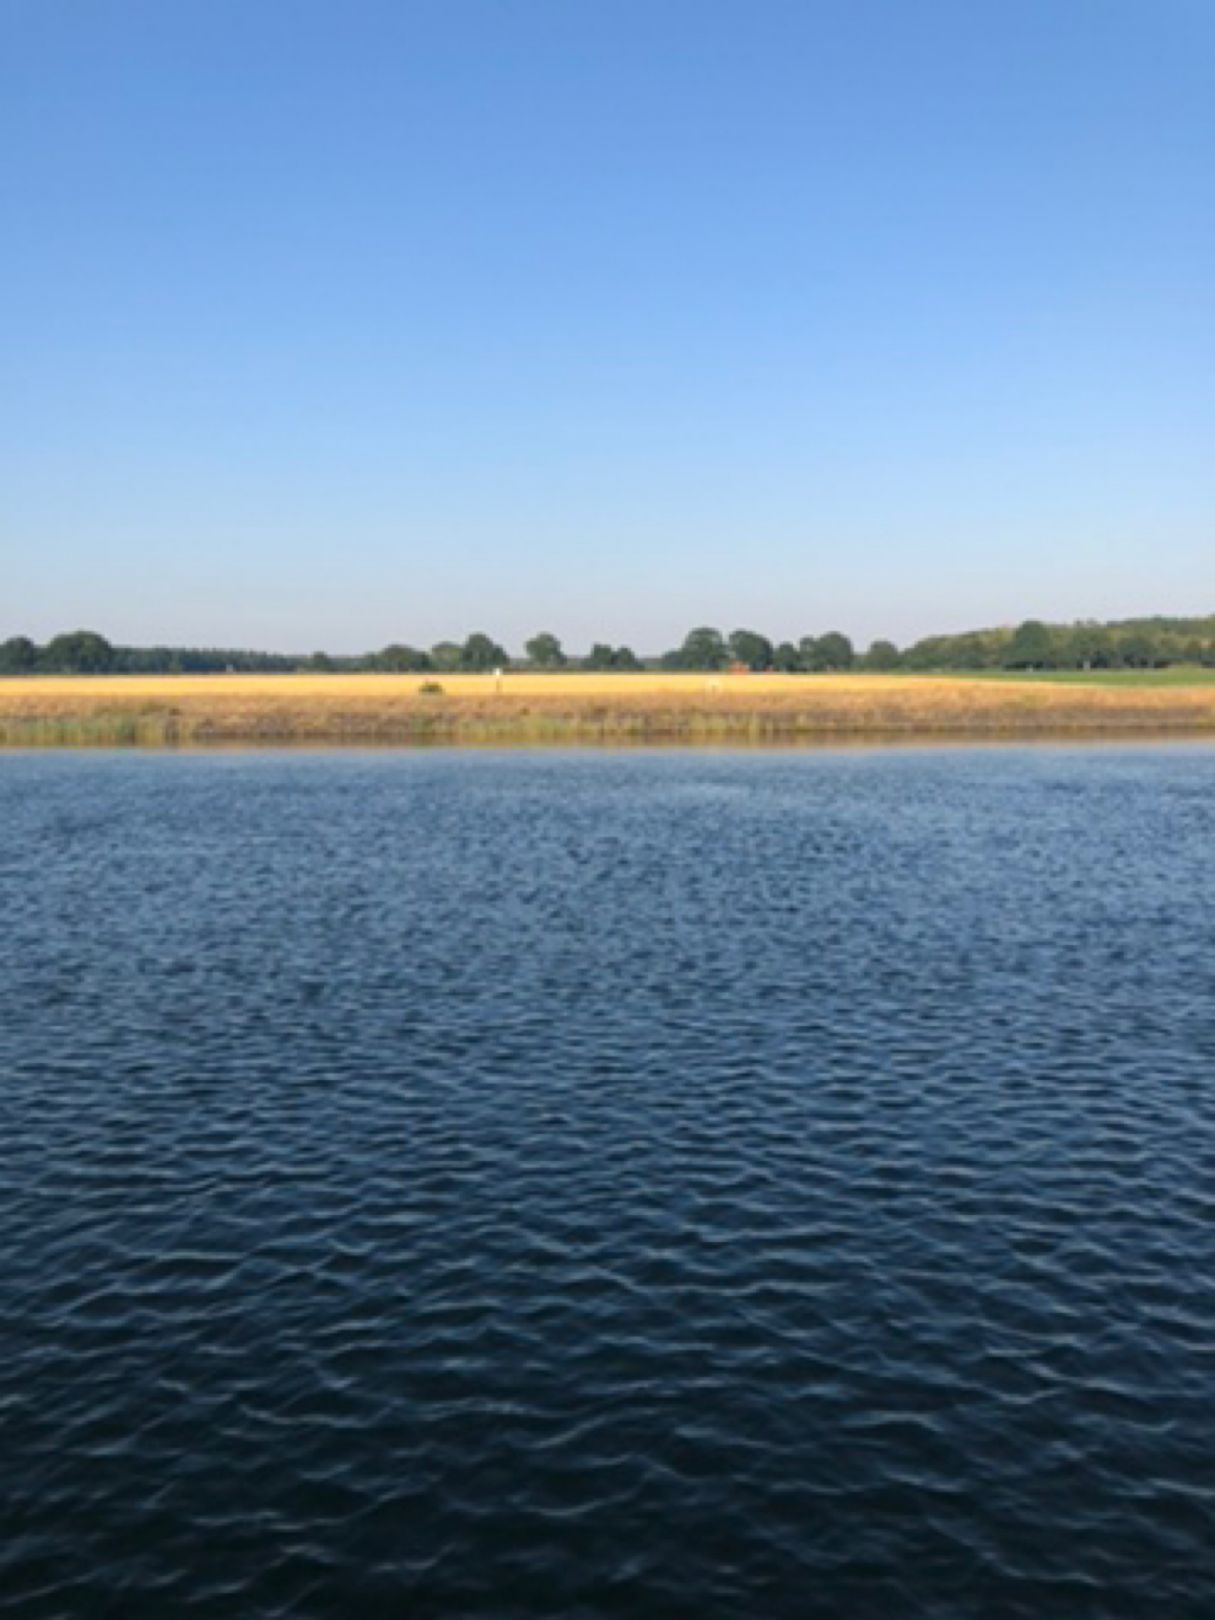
(3, 618), (1215, 676)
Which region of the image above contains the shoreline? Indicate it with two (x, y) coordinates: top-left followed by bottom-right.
(4, 733), (1215, 757)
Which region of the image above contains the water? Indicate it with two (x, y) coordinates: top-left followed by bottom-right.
(1, 748), (1213, 1618)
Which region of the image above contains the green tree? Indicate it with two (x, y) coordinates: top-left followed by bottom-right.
(377, 643), (430, 671)
(461, 632), (510, 670)
(728, 629), (773, 670)
(674, 626), (729, 669)
(902, 635), (945, 670)
(525, 632), (566, 668)
(863, 639), (901, 670)
(1118, 630), (1161, 669)
(1004, 620), (1056, 669)
(1180, 638), (1205, 667)
(817, 631), (854, 669)
(42, 630), (114, 672)
(430, 641), (463, 672)
(0, 635), (38, 673)
(1064, 624), (1111, 670)
(772, 641), (802, 672)
(800, 632), (854, 671)
(585, 642), (642, 670)
(934, 631), (996, 670)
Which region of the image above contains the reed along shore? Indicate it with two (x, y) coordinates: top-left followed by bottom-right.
(3, 671), (1215, 747)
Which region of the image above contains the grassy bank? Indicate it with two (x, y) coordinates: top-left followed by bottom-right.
(955, 665), (1215, 687)
(3, 672), (1215, 746)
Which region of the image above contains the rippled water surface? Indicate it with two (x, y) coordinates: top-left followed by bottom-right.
(2, 748), (1213, 1618)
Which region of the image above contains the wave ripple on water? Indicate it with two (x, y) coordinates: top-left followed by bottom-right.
(1, 749), (1213, 1617)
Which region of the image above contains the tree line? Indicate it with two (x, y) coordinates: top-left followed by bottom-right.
(3, 617), (1214, 676)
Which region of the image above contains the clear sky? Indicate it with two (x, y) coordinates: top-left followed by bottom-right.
(3, 0), (1211, 654)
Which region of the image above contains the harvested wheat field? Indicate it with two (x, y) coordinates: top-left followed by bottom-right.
(3, 671), (1215, 746)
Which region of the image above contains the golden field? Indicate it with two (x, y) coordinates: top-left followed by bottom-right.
(3, 670), (1215, 745)
(8, 670), (886, 701)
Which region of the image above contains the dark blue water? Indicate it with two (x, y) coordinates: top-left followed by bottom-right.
(1, 748), (1213, 1618)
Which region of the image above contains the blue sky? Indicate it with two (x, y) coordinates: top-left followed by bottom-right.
(3, 0), (1211, 653)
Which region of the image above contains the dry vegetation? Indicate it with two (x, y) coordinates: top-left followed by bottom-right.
(3, 670), (1215, 746)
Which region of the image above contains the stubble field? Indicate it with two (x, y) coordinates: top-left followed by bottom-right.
(3, 670), (1215, 746)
